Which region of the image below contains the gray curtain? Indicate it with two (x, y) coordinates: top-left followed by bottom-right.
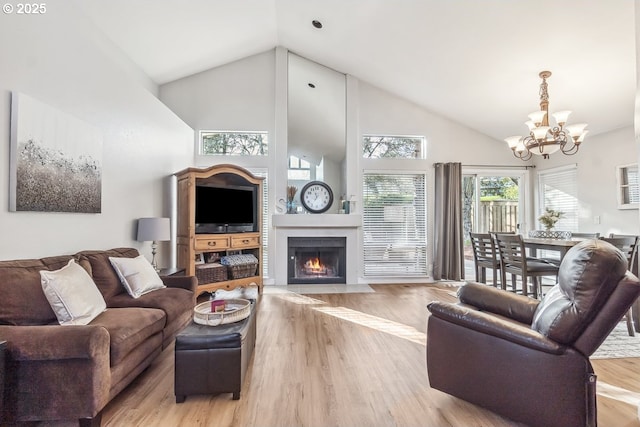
(433, 162), (464, 281)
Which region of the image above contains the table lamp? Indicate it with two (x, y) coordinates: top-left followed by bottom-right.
(136, 217), (170, 271)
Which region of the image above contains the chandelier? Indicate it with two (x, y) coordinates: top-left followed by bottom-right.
(505, 71), (588, 161)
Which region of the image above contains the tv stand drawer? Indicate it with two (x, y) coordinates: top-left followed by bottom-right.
(231, 234), (260, 249)
(195, 236), (230, 251)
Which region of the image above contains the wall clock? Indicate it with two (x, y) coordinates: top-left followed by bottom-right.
(300, 181), (333, 214)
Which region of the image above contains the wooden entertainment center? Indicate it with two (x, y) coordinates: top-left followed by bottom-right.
(175, 164), (263, 296)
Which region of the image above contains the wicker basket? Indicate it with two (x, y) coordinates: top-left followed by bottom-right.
(195, 262), (228, 284)
(193, 298), (251, 326)
(228, 263), (258, 279)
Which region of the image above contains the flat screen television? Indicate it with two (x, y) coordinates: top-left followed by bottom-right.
(195, 185), (257, 234)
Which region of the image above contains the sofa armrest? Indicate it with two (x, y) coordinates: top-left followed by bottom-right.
(0, 324), (110, 361)
(427, 301), (565, 355)
(162, 275), (198, 294)
(458, 282), (540, 324)
(0, 324), (112, 422)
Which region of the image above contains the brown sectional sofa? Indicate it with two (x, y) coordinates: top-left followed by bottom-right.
(0, 248), (197, 426)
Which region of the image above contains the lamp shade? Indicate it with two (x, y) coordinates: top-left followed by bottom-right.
(137, 217), (170, 242)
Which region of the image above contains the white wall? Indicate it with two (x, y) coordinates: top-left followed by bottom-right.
(533, 126), (640, 236)
(0, 2), (194, 263)
(159, 50), (275, 171)
(358, 82), (523, 165)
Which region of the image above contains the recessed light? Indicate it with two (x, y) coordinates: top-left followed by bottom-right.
(308, 83), (316, 88)
(312, 20), (323, 29)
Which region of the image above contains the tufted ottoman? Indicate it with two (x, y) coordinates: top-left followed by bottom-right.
(174, 302), (257, 402)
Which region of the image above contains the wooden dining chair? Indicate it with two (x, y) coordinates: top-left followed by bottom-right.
(469, 233), (501, 288)
(606, 234), (639, 274)
(600, 235), (639, 335)
(494, 234), (559, 299)
(601, 236), (639, 274)
(571, 232), (600, 239)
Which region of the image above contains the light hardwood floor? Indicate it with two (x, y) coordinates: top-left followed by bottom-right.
(99, 283), (640, 427)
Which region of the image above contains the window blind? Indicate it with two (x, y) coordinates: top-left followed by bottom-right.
(538, 167), (578, 231)
(249, 169), (268, 277)
(362, 173), (427, 276)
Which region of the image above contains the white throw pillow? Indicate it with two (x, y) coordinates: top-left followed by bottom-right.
(40, 259), (107, 325)
(109, 255), (166, 298)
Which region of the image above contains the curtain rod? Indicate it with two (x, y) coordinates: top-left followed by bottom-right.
(462, 164), (536, 169)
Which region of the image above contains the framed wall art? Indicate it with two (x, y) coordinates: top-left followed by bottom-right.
(9, 92), (103, 213)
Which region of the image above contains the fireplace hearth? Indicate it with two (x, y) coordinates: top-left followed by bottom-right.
(288, 237), (346, 284)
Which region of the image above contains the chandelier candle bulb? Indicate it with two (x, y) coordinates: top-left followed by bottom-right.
(552, 110), (571, 125)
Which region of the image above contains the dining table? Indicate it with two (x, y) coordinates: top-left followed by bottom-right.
(523, 237), (586, 262)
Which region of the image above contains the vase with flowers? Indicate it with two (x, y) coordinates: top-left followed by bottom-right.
(286, 185), (297, 214)
(538, 208), (564, 231)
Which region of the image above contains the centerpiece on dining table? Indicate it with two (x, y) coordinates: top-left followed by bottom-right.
(530, 208), (570, 239)
(539, 208), (564, 231)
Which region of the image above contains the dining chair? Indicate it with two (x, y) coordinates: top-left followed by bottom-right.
(600, 235), (639, 335)
(571, 232), (600, 239)
(606, 234), (639, 273)
(601, 236), (639, 274)
(494, 233), (559, 299)
(469, 232), (501, 288)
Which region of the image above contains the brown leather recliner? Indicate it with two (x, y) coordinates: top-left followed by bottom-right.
(427, 239), (640, 427)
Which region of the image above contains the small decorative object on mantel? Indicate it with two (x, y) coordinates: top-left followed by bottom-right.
(538, 208), (564, 231)
(286, 185), (297, 214)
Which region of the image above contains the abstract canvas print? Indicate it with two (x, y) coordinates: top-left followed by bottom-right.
(9, 92), (103, 213)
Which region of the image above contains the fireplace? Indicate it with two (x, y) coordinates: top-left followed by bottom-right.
(288, 237), (346, 284)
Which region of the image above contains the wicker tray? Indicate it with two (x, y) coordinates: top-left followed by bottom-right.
(193, 298), (251, 326)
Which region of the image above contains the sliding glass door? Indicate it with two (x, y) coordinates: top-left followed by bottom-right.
(462, 168), (529, 279)
(463, 169), (528, 235)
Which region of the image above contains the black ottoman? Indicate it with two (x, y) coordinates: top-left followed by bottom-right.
(174, 303), (257, 402)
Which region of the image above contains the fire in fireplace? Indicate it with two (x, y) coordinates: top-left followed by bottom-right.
(288, 237), (346, 284)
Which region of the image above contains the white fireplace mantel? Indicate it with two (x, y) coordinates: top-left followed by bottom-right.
(272, 214), (362, 228)
(271, 214), (362, 285)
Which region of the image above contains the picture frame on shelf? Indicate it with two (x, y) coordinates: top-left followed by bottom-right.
(205, 252), (221, 263)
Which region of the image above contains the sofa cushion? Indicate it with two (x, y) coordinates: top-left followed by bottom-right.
(40, 259), (107, 325)
(108, 287), (194, 333)
(108, 255), (166, 298)
(532, 239), (628, 344)
(76, 248), (139, 300)
(0, 258), (72, 326)
(89, 307), (165, 366)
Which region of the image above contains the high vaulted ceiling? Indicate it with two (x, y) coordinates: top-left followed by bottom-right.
(73, 0), (636, 142)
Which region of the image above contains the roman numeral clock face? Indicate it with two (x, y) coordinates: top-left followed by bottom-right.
(300, 181), (333, 213)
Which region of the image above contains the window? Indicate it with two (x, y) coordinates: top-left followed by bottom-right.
(537, 166), (578, 231)
(199, 131), (268, 156)
(362, 173), (427, 277)
(362, 135), (425, 159)
(617, 163), (639, 209)
(287, 155), (311, 180)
